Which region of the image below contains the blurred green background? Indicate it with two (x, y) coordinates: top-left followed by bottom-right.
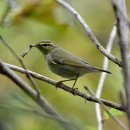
(0, 0), (130, 130)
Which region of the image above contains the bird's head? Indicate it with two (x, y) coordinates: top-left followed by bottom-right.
(31, 40), (57, 54)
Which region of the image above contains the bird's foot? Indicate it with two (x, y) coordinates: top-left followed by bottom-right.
(71, 88), (78, 95)
(56, 81), (63, 89)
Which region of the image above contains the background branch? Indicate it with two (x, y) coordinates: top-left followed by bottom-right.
(84, 86), (127, 130)
(0, 61), (74, 130)
(112, 0), (130, 124)
(56, 0), (122, 67)
(0, 35), (40, 95)
(95, 23), (117, 130)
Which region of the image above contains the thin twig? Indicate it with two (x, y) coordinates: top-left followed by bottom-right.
(11, 86), (81, 129)
(0, 92), (72, 125)
(0, 35), (40, 95)
(95, 23), (117, 130)
(0, 103), (71, 123)
(84, 86), (128, 130)
(56, 0), (122, 67)
(21, 45), (33, 57)
(112, 0), (130, 124)
(3, 61), (124, 111)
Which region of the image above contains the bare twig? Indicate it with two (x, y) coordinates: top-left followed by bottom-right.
(11, 92), (79, 129)
(95, 23), (117, 130)
(0, 61), (73, 130)
(11, 92), (68, 122)
(3, 62), (124, 111)
(0, 96), (71, 125)
(0, 35), (40, 95)
(56, 0), (122, 67)
(0, 101), (69, 124)
(21, 45), (33, 57)
(84, 86), (128, 130)
(112, 0), (130, 124)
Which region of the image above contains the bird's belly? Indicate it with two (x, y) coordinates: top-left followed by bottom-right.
(48, 63), (87, 79)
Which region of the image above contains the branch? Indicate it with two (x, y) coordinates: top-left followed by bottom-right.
(0, 35), (40, 95)
(112, 0), (130, 123)
(56, 0), (122, 67)
(3, 62), (124, 111)
(84, 86), (128, 130)
(95, 23), (117, 130)
(0, 61), (73, 130)
(0, 103), (71, 124)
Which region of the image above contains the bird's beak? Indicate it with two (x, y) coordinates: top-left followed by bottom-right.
(31, 44), (36, 47)
(31, 44), (37, 47)
(29, 43), (39, 48)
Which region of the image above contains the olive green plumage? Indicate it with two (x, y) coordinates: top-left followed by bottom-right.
(32, 40), (111, 88)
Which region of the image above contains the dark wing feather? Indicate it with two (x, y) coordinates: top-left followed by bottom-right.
(50, 47), (111, 74)
(51, 47), (90, 68)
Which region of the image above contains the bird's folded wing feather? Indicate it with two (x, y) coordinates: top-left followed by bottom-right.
(50, 48), (111, 74)
(51, 48), (90, 68)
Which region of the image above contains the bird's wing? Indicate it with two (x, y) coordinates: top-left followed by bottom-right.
(50, 48), (111, 74)
(51, 48), (90, 68)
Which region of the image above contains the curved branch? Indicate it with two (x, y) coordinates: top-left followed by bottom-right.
(56, 0), (122, 67)
(4, 62), (124, 111)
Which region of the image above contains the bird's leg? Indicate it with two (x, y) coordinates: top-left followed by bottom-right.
(71, 75), (79, 95)
(56, 79), (76, 89)
(56, 75), (79, 94)
(56, 75), (79, 88)
(72, 75), (79, 88)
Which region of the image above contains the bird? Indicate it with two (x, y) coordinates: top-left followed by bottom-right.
(29, 40), (111, 90)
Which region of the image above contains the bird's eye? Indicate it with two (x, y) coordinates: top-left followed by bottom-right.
(43, 43), (49, 47)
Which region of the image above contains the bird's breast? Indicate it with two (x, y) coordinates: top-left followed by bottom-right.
(47, 62), (86, 79)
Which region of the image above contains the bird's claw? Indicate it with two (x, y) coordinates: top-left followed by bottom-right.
(56, 81), (63, 89)
(71, 88), (78, 95)
(55, 81), (78, 95)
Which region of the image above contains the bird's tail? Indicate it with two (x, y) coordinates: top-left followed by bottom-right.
(96, 68), (111, 74)
(93, 67), (111, 74)
(100, 69), (111, 74)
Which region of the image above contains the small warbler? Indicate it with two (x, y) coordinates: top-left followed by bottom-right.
(22, 40), (111, 89)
